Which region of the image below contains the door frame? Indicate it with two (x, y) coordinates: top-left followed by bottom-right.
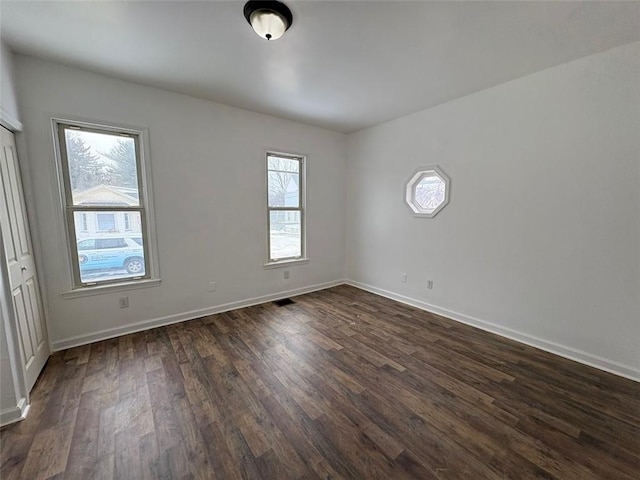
(0, 106), (23, 133)
(0, 232), (30, 425)
(0, 113), (49, 426)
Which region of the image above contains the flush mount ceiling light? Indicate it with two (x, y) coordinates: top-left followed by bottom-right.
(244, 1), (293, 41)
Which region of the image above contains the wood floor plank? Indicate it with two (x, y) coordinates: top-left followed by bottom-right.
(18, 422), (75, 480)
(64, 389), (101, 479)
(1, 285), (638, 479)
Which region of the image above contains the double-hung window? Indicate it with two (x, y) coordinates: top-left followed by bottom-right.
(266, 152), (305, 264)
(55, 120), (156, 288)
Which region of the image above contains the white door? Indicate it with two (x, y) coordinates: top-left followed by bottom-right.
(0, 126), (49, 391)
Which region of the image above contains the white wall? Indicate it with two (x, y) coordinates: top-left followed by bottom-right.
(0, 41), (21, 128)
(12, 43), (640, 380)
(346, 42), (640, 379)
(15, 55), (347, 348)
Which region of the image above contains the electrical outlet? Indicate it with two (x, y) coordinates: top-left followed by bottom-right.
(401, 273), (407, 283)
(426, 280), (434, 290)
(119, 296), (129, 308)
(208, 281), (216, 292)
(283, 270), (290, 280)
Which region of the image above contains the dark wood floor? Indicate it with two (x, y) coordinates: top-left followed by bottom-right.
(1, 285), (638, 479)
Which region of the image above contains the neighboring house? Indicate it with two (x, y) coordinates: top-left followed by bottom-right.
(272, 174), (300, 233)
(73, 185), (142, 237)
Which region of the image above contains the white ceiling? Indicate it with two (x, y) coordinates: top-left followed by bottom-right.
(2, 1), (639, 133)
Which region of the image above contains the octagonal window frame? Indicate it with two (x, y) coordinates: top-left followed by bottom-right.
(405, 165), (451, 218)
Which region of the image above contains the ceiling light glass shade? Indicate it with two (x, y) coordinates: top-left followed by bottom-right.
(250, 10), (287, 40)
(244, 1), (293, 41)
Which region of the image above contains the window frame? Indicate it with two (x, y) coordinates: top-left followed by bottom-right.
(265, 151), (307, 266)
(53, 118), (160, 293)
(404, 165), (451, 218)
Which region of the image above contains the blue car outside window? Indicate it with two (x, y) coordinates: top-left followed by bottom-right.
(77, 237), (145, 275)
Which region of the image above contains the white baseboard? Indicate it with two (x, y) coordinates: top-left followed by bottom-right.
(0, 397), (29, 427)
(345, 280), (640, 382)
(52, 279), (345, 351)
(50, 278), (639, 382)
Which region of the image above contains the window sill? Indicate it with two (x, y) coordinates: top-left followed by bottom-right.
(62, 278), (162, 299)
(263, 258), (309, 269)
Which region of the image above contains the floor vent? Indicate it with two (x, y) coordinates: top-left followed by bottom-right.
(273, 298), (295, 307)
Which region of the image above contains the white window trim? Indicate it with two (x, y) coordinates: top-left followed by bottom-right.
(51, 117), (161, 296)
(263, 258), (310, 269)
(265, 151), (308, 267)
(62, 278), (162, 299)
(404, 165), (451, 218)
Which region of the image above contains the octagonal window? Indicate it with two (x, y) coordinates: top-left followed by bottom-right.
(405, 166), (450, 218)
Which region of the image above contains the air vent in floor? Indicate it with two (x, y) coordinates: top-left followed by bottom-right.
(272, 298), (295, 307)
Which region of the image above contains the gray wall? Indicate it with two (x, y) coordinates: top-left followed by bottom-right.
(1, 41), (20, 124)
(346, 42), (640, 379)
(15, 55), (347, 349)
(12, 41), (640, 383)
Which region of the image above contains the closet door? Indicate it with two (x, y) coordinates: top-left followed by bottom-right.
(0, 126), (49, 391)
